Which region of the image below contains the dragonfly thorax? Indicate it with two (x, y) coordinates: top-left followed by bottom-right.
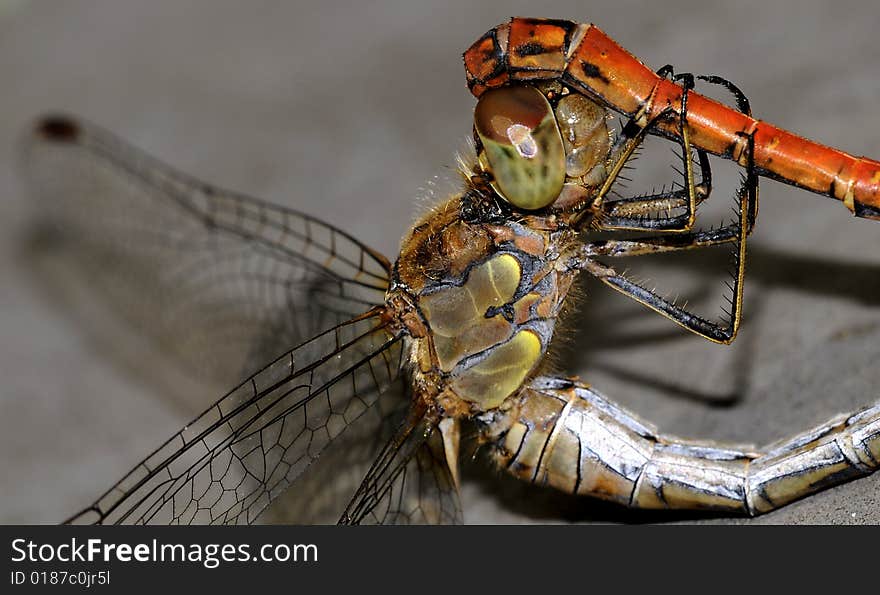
(392, 196), (578, 414)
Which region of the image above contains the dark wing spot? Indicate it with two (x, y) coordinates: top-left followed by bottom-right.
(579, 61), (610, 84)
(516, 41), (547, 57)
(36, 116), (80, 142)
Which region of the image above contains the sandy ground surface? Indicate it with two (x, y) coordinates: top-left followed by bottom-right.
(1, 0), (879, 524)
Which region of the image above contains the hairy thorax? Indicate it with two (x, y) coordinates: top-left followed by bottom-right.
(389, 195), (579, 417)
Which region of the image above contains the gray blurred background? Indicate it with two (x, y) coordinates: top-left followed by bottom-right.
(2, 0), (879, 524)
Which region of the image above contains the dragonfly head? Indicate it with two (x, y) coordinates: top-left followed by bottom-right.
(473, 83), (610, 213)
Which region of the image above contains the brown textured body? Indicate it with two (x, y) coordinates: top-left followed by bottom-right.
(391, 195), (579, 416)
(464, 17), (880, 219)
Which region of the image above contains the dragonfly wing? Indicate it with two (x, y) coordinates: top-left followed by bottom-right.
(256, 380), (408, 524)
(65, 309), (405, 525)
(21, 115), (391, 392)
(339, 406), (463, 525)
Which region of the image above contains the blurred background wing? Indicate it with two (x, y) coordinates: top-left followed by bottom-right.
(20, 115), (415, 524)
(21, 115), (391, 401)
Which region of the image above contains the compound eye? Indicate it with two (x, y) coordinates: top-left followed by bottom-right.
(474, 86), (565, 210)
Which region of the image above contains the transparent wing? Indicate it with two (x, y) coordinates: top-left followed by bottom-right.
(257, 381), (411, 524)
(66, 309), (404, 525)
(258, 379), (463, 526)
(21, 116), (457, 525)
(339, 407), (463, 525)
(21, 115), (391, 391)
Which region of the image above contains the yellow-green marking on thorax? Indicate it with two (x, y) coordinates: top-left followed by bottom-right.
(450, 329), (542, 410)
(419, 252), (545, 410)
(420, 253), (521, 372)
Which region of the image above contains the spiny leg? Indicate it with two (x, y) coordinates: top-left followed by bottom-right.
(572, 74), (759, 343)
(570, 131), (755, 343)
(579, 75), (759, 259)
(587, 69), (703, 232)
(696, 73), (759, 228)
(582, 221), (741, 259)
(483, 376), (880, 516)
(600, 149), (712, 220)
(587, 71), (759, 233)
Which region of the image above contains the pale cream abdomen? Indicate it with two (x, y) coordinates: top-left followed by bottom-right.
(486, 377), (880, 514)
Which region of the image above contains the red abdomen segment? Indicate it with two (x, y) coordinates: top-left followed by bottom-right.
(464, 18), (880, 220)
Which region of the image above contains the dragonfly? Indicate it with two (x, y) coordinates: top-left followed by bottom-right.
(21, 17), (880, 525)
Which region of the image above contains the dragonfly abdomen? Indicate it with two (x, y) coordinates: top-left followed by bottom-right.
(484, 377), (880, 515)
(464, 17), (880, 220)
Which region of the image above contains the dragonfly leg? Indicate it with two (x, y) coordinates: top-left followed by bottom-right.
(579, 206), (758, 258)
(588, 69), (760, 233)
(581, 73), (759, 259)
(483, 377), (880, 516)
(568, 129), (757, 344)
(596, 150), (711, 222)
(696, 73), (759, 228)
(587, 69), (703, 232)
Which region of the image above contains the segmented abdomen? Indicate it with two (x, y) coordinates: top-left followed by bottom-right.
(463, 17), (880, 219)
(485, 376), (880, 514)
